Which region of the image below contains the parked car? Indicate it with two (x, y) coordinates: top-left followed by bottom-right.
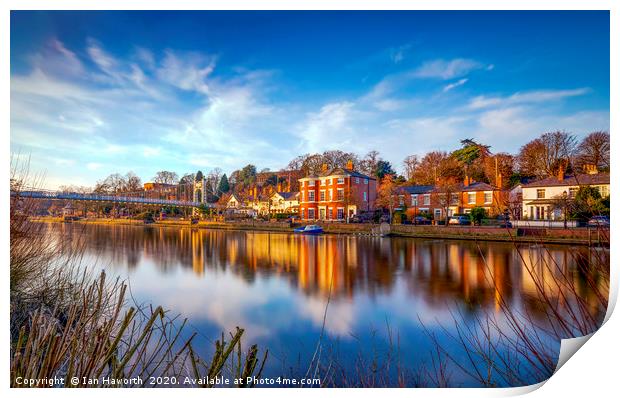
(413, 216), (431, 225)
(588, 215), (610, 227)
(448, 215), (471, 226)
(496, 215), (513, 228)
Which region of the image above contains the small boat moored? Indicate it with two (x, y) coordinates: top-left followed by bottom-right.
(294, 224), (324, 234)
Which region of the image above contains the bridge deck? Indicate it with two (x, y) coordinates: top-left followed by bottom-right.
(11, 190), (213, 208)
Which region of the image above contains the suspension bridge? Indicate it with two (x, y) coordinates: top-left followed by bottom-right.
(11, 189), (215, 208)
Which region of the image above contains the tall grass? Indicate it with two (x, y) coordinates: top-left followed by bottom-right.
(10, 159), (267, 388)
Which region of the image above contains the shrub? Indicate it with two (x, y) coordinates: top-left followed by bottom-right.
(469, 207), (486, 226)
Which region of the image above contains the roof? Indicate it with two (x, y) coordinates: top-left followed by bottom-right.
(275, 191), (299, 200)
(457, 181), (498, 192)
(523, 173), (610, 188)
(302, 167), (376, 180)
(398, 185), (435, 194)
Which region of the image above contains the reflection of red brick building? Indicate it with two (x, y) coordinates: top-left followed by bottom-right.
(299, 161), (377, 221)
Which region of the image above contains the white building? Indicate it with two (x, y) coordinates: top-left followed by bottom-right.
(521, 172), (609, 220)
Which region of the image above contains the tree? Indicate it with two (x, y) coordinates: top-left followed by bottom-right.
(359, 150), (380, 177)
(572, 186), (609, 220)
(576, 131), (610, 172)
(411, 151), (462, 185)
(218, 174), (230, 194)
(374, 160), (396, 180)
(238, 164), (257, 185)
(517, 131), (576, 178)
(179, 173), (196, 185)
(433, 180), (460, 226)
(124, 171), (142, 192)
(207, 168), (223, 197)
(403, 155), (420, 181)
(483, 153), (515, 188)
(152, 170), (179, 185)
(469, 207), (487, 226)
(375, 174), (398, 223)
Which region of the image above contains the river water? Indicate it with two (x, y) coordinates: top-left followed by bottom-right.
(48, 223), (608, 387)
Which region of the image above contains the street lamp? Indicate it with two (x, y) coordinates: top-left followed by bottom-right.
(562, 190), (568, 229)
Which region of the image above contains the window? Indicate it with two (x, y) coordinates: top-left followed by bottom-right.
(363, 192), (368, 202)
(319, 208), (326, 219)
(569, 187), (578, 198)
(319, 190), (326, 201)
(321, 179), (326, 186)
(337, 188), (344, 200)
(337, 178), (344, 184)
(309, 180), (315, 187)
(423, 194), (430, 205)
(450, 194), (459, 205)
(355, 177), (360, 184)
(484, 192), (492, 204)
(467, 192), (476, 204)
(536, 189), (545, 199)
(337, 208), (344, 219)
(308, 209), (315, 219)
(434, 209), (442, 219)
(399, 195), (404, 206)
(364, 178), (368, 184)
(599, 185), (609, 197)
(328, 189), (333, 201)
(412, 195), (418, 206)
(308, 191), (315, 201)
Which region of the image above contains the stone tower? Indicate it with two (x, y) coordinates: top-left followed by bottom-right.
(193, 170), (207, 215)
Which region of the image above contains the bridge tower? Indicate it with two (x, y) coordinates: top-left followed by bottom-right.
(193, 170), (207, 216)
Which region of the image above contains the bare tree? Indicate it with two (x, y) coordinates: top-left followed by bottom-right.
(576, 131), (610, 172)
(207, 168), (223, 197)
(403, 155), (420, 181)
(152, 170), (179, 185)
(124, 171), (142, 192)
(359, 150), (380, 177)
(433, 180), (460, 226)
(518, 131), (576, 178)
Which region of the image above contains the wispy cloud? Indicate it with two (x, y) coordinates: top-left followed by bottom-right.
(442, 78), (469, 92)
(411, 58), (487, 80)
(468, 88), (590, 109)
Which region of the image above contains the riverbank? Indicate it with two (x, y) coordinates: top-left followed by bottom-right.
(31, 217), (608, 246)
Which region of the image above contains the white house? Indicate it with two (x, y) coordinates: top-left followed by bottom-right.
(521, 171), (609, 220)
(268, 191), (299, 215)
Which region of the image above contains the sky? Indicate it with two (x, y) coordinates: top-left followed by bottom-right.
(10, 11), (610, 189)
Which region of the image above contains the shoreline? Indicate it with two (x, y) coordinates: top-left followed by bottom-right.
(31, 217), (608, 246)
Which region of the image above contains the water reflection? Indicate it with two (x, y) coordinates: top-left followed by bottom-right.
(51, 223), (608, 385)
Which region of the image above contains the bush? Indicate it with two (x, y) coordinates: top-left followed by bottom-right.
(469, 207), (487, 226)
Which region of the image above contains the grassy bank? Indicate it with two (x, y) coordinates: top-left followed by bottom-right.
(31, 216), (606, 245)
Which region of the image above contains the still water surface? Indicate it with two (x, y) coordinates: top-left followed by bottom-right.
(50, 223), (607, 387)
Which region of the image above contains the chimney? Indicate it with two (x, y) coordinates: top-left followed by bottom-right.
(277, 182), (282, 192)
(321, 163), (328, 172)
(557, 165), (565, 182)
(464, 175), (470, 187)
(346, 160), (354, 171)
(584, 164), (599, 175)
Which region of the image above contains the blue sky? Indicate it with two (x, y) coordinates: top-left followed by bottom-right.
(10, 11), (610, 189)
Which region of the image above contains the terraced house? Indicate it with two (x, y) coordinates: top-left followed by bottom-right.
(298, 161), (377, 221)
(397, 176), (506, 221)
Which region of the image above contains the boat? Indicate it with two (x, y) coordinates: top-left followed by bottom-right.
(294, 224), (324, 234)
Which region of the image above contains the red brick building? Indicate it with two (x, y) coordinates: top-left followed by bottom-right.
(299, 161), (377, 221)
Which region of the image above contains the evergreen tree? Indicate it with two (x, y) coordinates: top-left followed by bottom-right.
(218, 174), (230, 194)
